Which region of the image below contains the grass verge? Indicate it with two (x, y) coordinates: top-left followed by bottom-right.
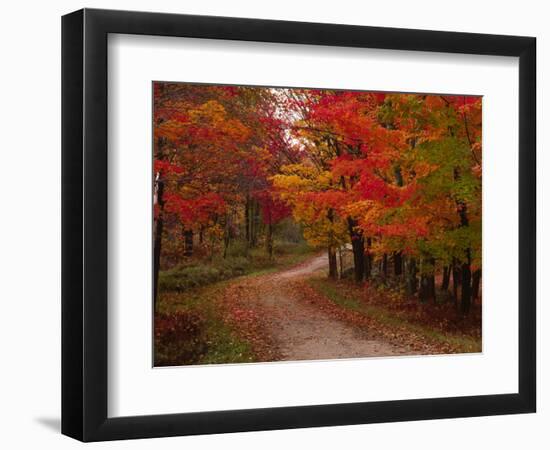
(155, 243), (316, 366)
(155, 282), (255, 366)
(307, 277), (481, 354)
(159, 242), (314, 292)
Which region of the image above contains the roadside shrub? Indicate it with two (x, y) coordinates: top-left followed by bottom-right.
(154, 311), (207, 366)
(276, 219), (304, 243)
(158, 257), (253, 291)
(225, 240), (249, 258)
(273, 241), (310, 256)
(158, 241), (313, 292)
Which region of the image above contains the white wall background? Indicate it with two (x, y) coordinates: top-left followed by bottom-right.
(0, 0), (546, 448)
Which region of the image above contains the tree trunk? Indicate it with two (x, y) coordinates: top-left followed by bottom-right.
(472, 269), (482, 303)
(223, 215), (231, 258)
(406, 258), (418, 295)
(428, 258), (436, 303)
(441, 266), (450, 291)
(245, 197), (259, 248)
(183, 229), (193, 257)
(419, 259), (436, 303)
(347, 217), (365, 283)
(382, 253), (388, 280)
(245, 195), (250, 245)
(422, 276), (435, 303)
(153, 136), (167, 311)
(251, 200), (260, 247)
(457, 203), (472, 315)
(419, 274), (429, 303)
(364, 237), (372, 280)
(454, 166), (473, 315)
(250, 200), (255, 247)
(394, 251), (403, 277)
(452, 260), (461, 309)
(364, 253), (371, 280)
(153, 177), (164, 312)
(328, 247), (338, 279)
(265, 220), (273, 259)
(429, 273), (436, 304)
(327, 208), (338, 279)
(461, 259), (472, 315)
(338, 247), (343, 279)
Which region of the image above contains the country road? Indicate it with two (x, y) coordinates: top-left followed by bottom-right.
(222, 253), (410, 362)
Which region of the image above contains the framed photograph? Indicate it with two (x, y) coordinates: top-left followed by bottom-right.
(61, 8), (536, 441)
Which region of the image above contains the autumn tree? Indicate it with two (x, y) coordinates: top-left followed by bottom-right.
(154, 83), (481, 316)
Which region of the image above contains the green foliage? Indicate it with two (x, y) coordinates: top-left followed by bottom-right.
(415, 138), (472, 199)
(224, 240), (250, 258)
(159, 240), (313, 292)
(159, 257), (250, 291)
(273, 239), (312, 256)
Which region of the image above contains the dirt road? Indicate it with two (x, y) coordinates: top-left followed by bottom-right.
(224, 254), (410, 361)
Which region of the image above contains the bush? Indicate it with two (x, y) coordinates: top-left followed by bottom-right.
(225, 240), (249, 258)
(158, 257), (254, 292)
(158, 240), (313, 292)
(273, 240), (310, 256)
(276, 219), (304, 243)
(154, 311), (207, 366)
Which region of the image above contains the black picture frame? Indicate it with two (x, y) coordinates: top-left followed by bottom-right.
(61, 8), (536, 442)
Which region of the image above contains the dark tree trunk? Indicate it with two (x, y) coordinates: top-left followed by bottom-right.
(454, 166), (473, 315)
(419, 274), (429, 303)
(252, 200), (260, 247)
(420, 275), (436, 303)
(429, 272), (436, 304)
(266, 221), (273, 259)
(245, 197), (259, 248)
(347, 217), (365, 283)
(223, 215), (231, 258)
(472, 269), (482, 303)
(245, 195), (250, 245)
(406, 258), (418, 295)
(364, 237), (372, 280)
(183, 229), (193, 257)
(328, 247), (338, 279)
(393, 167), (404, 280)
(249, 201), (254, 247)
(327, 208), (338, 279)
(382, 253), (388, 280)
(153, 136), (167, 311)
(153, 177), (165, 312)
(441, 266), (451, 291)
(419, 259), (436, 303)
(452, 260), (461, 309)
(394, 251), (403, 277)
(338, 248), (344, 279)
(457, 202), (472, 315)
(461, 259), (472, 315)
